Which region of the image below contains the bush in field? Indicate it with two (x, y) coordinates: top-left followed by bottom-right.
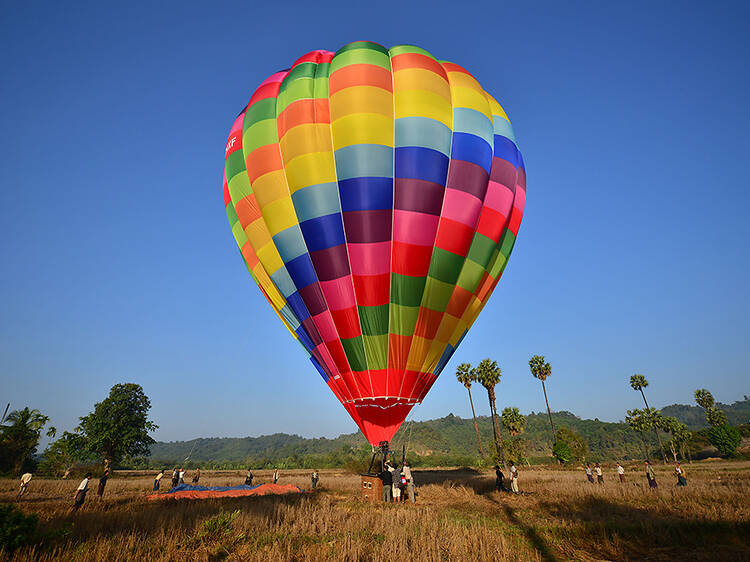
(708, 424), (741, 457)
(552, 441), (572, 464)
(0, 504), (40, 552)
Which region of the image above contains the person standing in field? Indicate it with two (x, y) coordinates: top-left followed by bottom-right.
(675, 462), (687, 486)
(178, 467), (185, 485)
(595, 463), (604, 484)
(509, 461), (519, 494)
(153, 470), (164, 491)
(97, 469), (109, 500)
(171, 467), (179, 489)
(311, 469), (319, 489)
(192, 468), (201, 484)
(585, 463), (595, 484)
(245, 469), (254, 486)
(72, 472), (91, 511)
(378, 463), (393, 503)
(402, 461), (415, 504)
(273, 468), (279, 484)
(389, 462), (401, 503)
(645, 461), (658, 489)
(616, 462), (625, 483)
(17, 473), (32, 500)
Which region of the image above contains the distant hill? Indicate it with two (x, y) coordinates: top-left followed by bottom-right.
(147, 397), (749, 467)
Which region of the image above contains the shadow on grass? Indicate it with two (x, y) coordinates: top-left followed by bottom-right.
(535, 495), (750, 561)
(42, 489), (325, 543)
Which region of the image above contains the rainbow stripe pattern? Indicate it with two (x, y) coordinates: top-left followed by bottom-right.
(223, 42), (525, 445)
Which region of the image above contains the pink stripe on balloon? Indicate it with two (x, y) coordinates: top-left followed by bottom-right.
(441, 188), (482, 227)
(483, 181), (514, 213)
(320, 277), (357, 310)
(311, 311), (339, 343)
(348, 242), (391, 275)
(393, 210), (439, 246)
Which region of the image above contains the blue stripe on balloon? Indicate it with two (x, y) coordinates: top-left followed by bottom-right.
(494, 136), (519, 167)
(287, 292), (311, 322)
(310, 356), (329, 381)
(394, 146), (449, 185)
(450, 132), (493, 173)
(272, 225), (307, 262)
(339, 177), (393, 212)
(395, 117), (452, 156)
(285, 254), (318, 289)
(294, 324), (314, 350)
(299, 213), (346, 252)
(452, 108), (494, 147)
(334, 144), (393, 180)
(291, 182), (341, 222)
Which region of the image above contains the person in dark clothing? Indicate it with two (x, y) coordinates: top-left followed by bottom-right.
(171, 467), (179, 489)
(97, 469), (109, 500)
(192, 468), (201, 485)
(495, 465), (510, 492)
(245, 469), (254, 486)
(378, 464), (393, 503)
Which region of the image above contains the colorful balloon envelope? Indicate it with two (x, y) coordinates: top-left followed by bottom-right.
(223, 41), (525, 445)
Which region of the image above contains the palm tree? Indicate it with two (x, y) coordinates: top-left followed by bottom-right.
(455, 362), (484, 456)
(1, 407), (51, 473)
(500, 407), (526, 436)
(625, 408), (651, 460)
(529, 355), (555, 442)
(476, 358), (505, 468)
(629, 374), (667, 464)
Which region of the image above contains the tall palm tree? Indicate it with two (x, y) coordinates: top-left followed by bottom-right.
(455, 363), (484, 456)
(2, 407), (50, 473)
(629, 374), (667, 464)
(529, 355), (555, 442)
(476, 358), (505, 468)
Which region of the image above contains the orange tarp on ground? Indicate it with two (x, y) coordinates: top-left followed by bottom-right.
(147, 483), (303, 501)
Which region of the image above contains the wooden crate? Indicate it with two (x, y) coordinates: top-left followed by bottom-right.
(360, 474), (382, 502)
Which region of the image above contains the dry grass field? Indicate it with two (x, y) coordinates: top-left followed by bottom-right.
(1, 461), (749, 561)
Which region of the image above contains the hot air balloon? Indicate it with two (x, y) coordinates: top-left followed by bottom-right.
(223, 41), (525, 446)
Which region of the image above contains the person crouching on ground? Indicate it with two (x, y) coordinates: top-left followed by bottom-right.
(17, 472), (32, 500)
(154, 470), (164, 491)
(645, 461), (658, 489)
(595, 463), (604, 484)
(616, 462), (625, 483)
(509, 461), (519, 494)
(378, 462), (393, 503)
(72, 472), (91, 511)
(675, 462), (687, 486)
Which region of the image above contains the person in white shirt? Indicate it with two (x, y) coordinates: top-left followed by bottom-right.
(72, 472), (91, 511)
(616, 462), (625, 483)
(17, 473), (32, 499)
(509, 461), (519, 494)
(402, 461), (415, 504)
(178, 468), (185, 485)
(594, 463), (604, 484)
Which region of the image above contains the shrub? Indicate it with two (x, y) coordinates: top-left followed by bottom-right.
(0, 504), (40, 552)
(552, 441), (572, 464)
(708, 424), (742, 457)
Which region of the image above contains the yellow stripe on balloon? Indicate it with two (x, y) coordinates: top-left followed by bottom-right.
(332, 113), (393, 148)
(394, 90), (452, 128)
(329, 86), (392, 120)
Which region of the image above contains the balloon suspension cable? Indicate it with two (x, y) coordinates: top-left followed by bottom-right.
(0, 403), (9, 425)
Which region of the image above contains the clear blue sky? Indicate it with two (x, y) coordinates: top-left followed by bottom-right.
(1, 1), (748, 443)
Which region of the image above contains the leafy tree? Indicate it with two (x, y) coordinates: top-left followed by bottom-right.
(707, 424), (741, 457)
(694, 388), (715, 409)
(40, 431), (89, 476)
(555, 426), (588, 463)
(626, 408), (652, 459)
(656, 415), (690, 462)
(0, 407), (54, 474)
(475, 358), (505, 468)
(629, 374), (667, 463)
(552, 440), (572, 464)
(501, 407), (526, 436)
(78, 383), (158, 468)
(529, 355), (555, 441)
(694, 388), (730, 427)
(455, 362), (484, 456)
